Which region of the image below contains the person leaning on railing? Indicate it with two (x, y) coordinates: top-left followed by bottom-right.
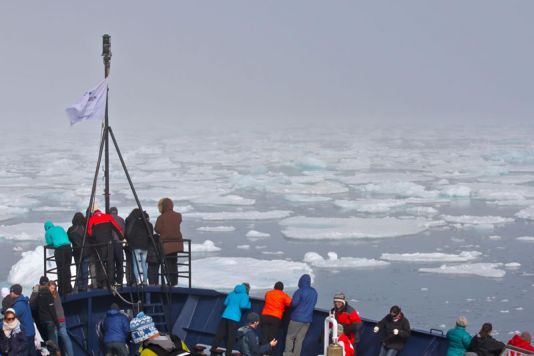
(44, 220), (72, 296)
(155, 198), (183, 286)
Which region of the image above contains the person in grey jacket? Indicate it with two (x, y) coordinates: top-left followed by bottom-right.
(238, 312), (277, 356)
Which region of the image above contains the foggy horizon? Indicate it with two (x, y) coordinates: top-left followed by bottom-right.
(1, 1), (533, 131)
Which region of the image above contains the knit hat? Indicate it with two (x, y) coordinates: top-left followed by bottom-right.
(4, 308), (16, 316)
(130, 312), (159, 343)
(247, 312), (260, 323)
(333, 292), (346, 305)
(39, 276), (50, 286)
(9, 284), (22, 296)
(456, 316), (468, 327)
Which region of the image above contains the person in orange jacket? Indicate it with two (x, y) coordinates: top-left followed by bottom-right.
(260, 281), (291, 351)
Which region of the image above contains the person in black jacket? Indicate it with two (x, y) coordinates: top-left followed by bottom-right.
(125, 209), (153, 286)
(67, 212), (90, 292)
(37, 281), (58, 343)
(373, 305), (411, 356)
(238, 312), (277, 356)
(0, 308), (28, 356)
(468, 322), (505, 356)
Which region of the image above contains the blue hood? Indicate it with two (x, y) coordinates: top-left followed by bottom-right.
(298, 274), (311, 289)
(44, 220), (54, 231)
(234, 284), (247, 294)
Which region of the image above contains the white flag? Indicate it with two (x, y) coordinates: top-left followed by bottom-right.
(65, 78), (108, 126)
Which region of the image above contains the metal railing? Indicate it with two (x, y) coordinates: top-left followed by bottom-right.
(500, 345), (534, 356)
(43, 238), (192, 290)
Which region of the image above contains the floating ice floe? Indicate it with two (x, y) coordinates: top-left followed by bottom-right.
(246, 230), (271, 238)
(237, 245), (250, 249)
(403, 206), (439, 217)
(190, 195), (255, 206)
(516, 236), (534, 242)
(191, 240), (221, 252)
(292, 156), (327, 171)
(380, 251), (482, 263)
(504, 262), (521, 269)
(354, 181), (439, 199)
(515, 206), (534, 220)
(191, 257), (313, 290)
(439, 185), (471, 198)
(488, 235), (502, 240)
(186, 210), (292, 221)
(261, 251), (284, 255)
(0, 222), (68, 241)
(304, 252), (389, 268)
(284, 195), (332, 203)
(279, 216), (432, 240)
(0, 206), (29, 221)
(441, 215), (514, 227)
(268, 181), (348, 195)
(419, 263), (506, 278)
(333, 199), (407, 213)
(196, 226), (236, 232)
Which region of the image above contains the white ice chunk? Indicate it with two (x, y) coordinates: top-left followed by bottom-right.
(191, 240), (221, 252)
(419, 263), (506, 278)
(246, 230), (271, 238)
(0, 222), (69, 241)
(334, 199), (407, 213)
(196, 226), (236, 232)
(268, 181), (348, 195)
(284, 195), (332, 203)
(280, 216), (431, 240)
(191, 257), (313, 290)
(515, 206), (534, 220)
(403, 206), (439, 217)
(186, 210), (292, 221)
(441, 215), (514, 226)
(516, 236), (534, 242)
(190, 195), (255, 206)
(381, 251), (482, 262)
(304, 252), (389, 268)
(8, 246), (51, 286)
(440, 185), (471, 198)
(504, 262), (521, 269)
(237, 245), (251, 249)
(0, 206), (30, 221)
(355, 181), (439, 199)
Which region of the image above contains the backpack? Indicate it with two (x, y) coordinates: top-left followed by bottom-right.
(143, 334), (190, 356)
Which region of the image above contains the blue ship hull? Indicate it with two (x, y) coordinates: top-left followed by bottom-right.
(63, 286), (448, 355)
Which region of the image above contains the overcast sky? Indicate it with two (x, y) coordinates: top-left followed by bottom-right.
(1, 1), (533, 131)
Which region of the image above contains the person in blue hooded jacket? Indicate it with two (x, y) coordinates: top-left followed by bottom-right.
(44, 220), (73, 295)
(103, 303), (130, 356)
(283, 274), (317, 356)
(9, 284), (36, 356)
(211, 283), (251, 355)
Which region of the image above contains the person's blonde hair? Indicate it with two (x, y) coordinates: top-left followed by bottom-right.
(48, 280), (58, 298)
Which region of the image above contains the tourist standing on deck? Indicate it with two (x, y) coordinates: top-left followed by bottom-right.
(261, 281), (291, 351)
(147, 233), (162, 286)
(10, 284), (36, 356)
(468, 322), (505, 356)
(103, 303), (130, 356)
(44, 221), (72, 295)
(87, 207), (124, 288)
(67, 212), (90, 292)
(110, 207), (126, 286)
(155, 198), (183, 286)
(0, 308), (28, 355)
(373, 305), (411, 356)
(126, 209), (153, 286)
(330, 292), (362, 354)
(211, 283), (251, 355)
(48, 281), (74, 356)
(446, 316), (472, 356)
(283, 274), (317, 356)
(238, 312), (278, 356)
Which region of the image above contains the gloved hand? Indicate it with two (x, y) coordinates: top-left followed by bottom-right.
(393, 329), (399, 335)
(373, 326), (379, 333)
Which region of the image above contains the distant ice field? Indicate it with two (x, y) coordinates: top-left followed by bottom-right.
(1, 124), (534, 336)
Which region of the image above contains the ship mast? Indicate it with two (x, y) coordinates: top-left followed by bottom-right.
(102, 34), (111, 213)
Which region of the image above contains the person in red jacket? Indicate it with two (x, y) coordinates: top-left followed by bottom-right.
(260, 281), (291, 351)
(508, 331), (534, 352)
(330, 292), (362, 353)
(87, 207), (123, 288)
(336, 324), (355, 356)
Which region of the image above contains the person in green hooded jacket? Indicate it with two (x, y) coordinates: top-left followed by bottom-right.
(44, 220), (72, 296)
(446, 316), (472, 356)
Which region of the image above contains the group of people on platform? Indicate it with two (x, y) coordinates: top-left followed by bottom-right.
(44, 197), (184, 295)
